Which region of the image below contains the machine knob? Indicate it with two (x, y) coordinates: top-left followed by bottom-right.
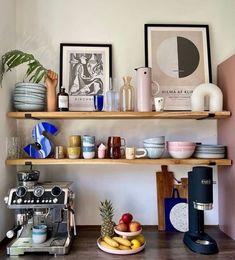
(53, 198), (58, 203)
(17, 198), (22, 204)
(6, 225), (22, 238)
(6, 230), (14, 239)
(51, 186), (62, 197)
(4, 196), (9, 204)
(16, 186), (27, 198)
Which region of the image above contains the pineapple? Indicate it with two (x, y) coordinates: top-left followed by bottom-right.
(99, 200), (115, 238)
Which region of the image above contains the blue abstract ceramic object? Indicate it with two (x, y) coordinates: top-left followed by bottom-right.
(24, 122), (58, 158)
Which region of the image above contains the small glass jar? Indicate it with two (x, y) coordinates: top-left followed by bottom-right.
(120, 76), (134, 111)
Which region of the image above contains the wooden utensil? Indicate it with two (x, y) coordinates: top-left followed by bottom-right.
(156, 165), (174, 231)
(175, 177), (188, 199)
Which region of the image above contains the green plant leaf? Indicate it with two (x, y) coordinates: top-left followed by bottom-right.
(35, 70), (46, 83)
(0, 50), (47, 86)
(29, 66), (43, 82)
(25, 61), (39, 78)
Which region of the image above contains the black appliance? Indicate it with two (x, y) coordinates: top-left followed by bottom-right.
(183, 166), (218, 254)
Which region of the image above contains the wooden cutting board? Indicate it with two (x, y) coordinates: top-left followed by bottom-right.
(175, 178), (188, 199)
(156, 165), (174, 231)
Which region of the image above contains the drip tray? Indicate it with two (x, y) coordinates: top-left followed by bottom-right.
(7, 234), (71, 256)
(11, 235), (67, 248)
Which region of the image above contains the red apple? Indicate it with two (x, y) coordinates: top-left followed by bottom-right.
(129, 221), (141, 232)
(121, 213), (133, 224)
(119, 218), (124, 224)
(116, 223), (129, 232)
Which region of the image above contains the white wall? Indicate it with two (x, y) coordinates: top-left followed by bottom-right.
(0, 0), (16, 241)
(13, 0), (235, 226)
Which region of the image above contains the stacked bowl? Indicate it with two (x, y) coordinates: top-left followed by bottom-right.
(13, 83), (46, 111)
(167, 141), (196, 159)
(143, 136), (165, 159)
(194, 144), (226, 159)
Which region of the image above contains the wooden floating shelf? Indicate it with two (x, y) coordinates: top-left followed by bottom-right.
(5, 158), (232, 166)
(7, 111), (231, 120)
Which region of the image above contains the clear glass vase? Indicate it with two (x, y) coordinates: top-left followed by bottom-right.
(120, 76), (134, 112)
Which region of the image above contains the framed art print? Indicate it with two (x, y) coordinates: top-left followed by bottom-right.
(145, 24), (212, 110)
(60, 43), (112, 111)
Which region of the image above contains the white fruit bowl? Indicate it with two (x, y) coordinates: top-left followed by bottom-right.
(97, 237), (145, 255)
(114, 227), (142, 238)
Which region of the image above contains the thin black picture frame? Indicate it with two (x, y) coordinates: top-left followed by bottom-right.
(59, 43), (112, 111)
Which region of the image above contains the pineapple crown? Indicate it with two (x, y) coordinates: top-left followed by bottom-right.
(99, 199), (114, 221)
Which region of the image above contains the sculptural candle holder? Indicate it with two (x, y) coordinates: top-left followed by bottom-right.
(191, 83), (223, 112)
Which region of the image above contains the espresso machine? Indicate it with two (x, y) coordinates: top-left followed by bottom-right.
(183, 166), (218, 254)
(4, 169), (76, 256)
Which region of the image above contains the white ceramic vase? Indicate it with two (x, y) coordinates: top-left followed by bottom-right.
(191, 83), (223, 112)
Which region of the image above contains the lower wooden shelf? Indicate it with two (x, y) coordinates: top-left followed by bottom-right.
(5, 158), (232, 166)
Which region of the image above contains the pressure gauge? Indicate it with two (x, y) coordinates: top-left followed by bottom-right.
(51, 186), (62, 197)
(16, 186), (27, 197)
(33, 186), (45, 197)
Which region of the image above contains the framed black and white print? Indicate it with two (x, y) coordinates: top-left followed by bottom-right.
(60, 43), (112, 111)
(145, 24), (211, 110)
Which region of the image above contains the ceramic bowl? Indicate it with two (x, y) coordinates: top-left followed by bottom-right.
(168, 146), (195, 151)
(13, 103), (45, 111)
(114, 227), (142, 237)
(146, 147), (165, 159)
(15, 82), (46, 91)
(168, 149), (195, 159)
(167, 141), (195, 147)
(143, 143), (165, 148)
(143, 136), (165, 144)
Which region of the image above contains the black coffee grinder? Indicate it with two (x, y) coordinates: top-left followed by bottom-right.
(183, 166), (218, 254)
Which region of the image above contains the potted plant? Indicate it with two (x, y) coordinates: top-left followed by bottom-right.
(0, 50), (58, 112)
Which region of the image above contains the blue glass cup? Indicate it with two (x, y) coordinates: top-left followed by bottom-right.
(94, 95), (104, 111)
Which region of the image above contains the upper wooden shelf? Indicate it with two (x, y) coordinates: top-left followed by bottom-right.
(7, 111), (231, 120)
(5, 158), (232, 166)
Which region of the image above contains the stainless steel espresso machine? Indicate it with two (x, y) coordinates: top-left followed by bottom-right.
(4, 169), (76, 256)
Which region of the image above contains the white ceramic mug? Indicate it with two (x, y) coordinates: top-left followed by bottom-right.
(154, 97), (164, 111)
(125, 147), (147, 159)
(32, 224), (47, 244)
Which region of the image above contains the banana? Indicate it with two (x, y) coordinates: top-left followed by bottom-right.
(100, 240), (119, 250)
(103, 236), (119, 248)
(112, 236), (131, 247)
(119, 244), (131, 250)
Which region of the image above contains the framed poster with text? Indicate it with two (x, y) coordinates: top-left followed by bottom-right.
(60, 43), (112, 111)
(145, 24), (212, 110)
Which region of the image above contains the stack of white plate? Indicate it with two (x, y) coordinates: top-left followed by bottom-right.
(13, 82), (46, 111)
(194, 144), (226, 159)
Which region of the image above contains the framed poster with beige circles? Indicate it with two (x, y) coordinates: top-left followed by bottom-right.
(145, 24), (212, 110)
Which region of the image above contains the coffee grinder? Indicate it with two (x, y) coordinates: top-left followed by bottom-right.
(183, 166), (218, 254)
